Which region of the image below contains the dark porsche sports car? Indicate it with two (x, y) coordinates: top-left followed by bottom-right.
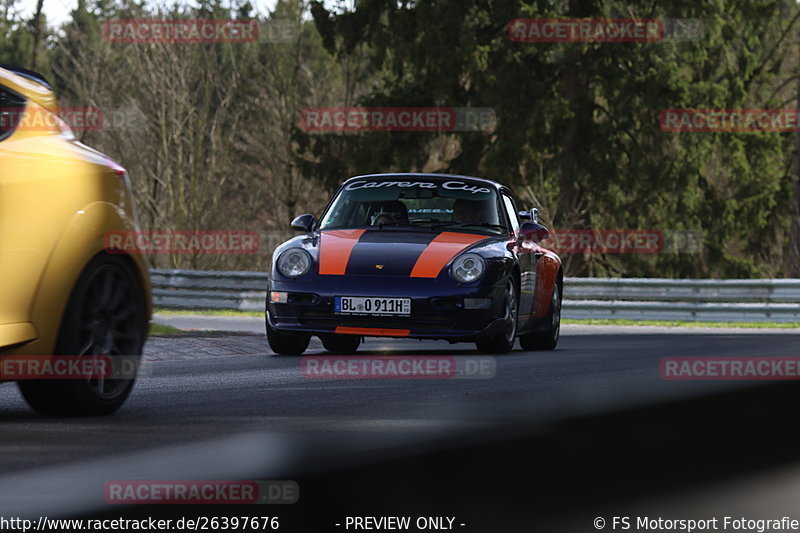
(266, 173), (562, 355)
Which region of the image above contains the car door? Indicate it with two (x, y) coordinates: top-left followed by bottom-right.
(0, 84), (39, 334)
(0, 83), (67, 340)
(500, 192), (534, 324)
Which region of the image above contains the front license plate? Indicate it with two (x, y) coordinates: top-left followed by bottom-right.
(334, 296), (411, 316)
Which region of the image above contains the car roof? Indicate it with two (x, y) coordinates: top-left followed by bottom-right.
(0, 65), (52, 90)
(344, 173), (507, 191)
(0, 65), (58, 114)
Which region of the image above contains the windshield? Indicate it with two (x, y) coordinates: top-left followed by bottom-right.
(319, 178), (506, 234)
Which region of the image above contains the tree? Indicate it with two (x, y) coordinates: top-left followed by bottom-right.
(308, 0), (798, 278)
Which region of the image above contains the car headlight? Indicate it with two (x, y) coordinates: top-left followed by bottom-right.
(450, 253), (485, 283)
(277, 248), (312, 278)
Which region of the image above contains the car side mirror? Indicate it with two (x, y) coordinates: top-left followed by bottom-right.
(518, 208), (539, 223)
(291, 214), (315, 232)
(518, 221), (549, 243)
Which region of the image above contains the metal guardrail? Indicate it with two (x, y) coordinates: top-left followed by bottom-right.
(150, 270), (800, 322)
(151, 270), (268, 312)
(563, 278), (800, 322)
(564, 278), (800, 303)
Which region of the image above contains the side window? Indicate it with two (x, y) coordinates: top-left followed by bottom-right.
(501, 194), (520, 233)
(0, 85), (26, 141)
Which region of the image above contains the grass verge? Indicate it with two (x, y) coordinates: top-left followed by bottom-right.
(153, 308), (798, 330)
(154, 308), (262, 317)
(562, 319), (800, 329)
(149, 323), (185, 336)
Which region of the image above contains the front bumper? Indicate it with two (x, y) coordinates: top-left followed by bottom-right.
(267, 276), (507, 341)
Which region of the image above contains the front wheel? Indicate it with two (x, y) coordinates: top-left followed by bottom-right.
(18, 254), (147, 416)
(519, 282), (561, 351)
(320, 334), (361, 353)
(266, 313), (310, 355)
(475, 280), (518, 354)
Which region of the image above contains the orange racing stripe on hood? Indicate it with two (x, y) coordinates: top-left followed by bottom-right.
(319, 229), (367, 275)
(410, 232), (488, 278)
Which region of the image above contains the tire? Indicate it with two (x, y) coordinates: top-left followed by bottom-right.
(18, 254), (147, 416)
(475, 280), (518, 354)
(266, 312), (310, 355)
(321, 334), (361, 353)
(519, 282), (561, 351)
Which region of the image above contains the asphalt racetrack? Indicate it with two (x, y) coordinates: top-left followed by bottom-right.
(0, 324), (797, 530)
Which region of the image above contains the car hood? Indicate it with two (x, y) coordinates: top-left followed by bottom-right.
(317, 229), (492, 277)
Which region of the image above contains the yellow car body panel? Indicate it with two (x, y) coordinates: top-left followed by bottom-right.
(0, 66), (151, 363)
(0, 323), (37, 348)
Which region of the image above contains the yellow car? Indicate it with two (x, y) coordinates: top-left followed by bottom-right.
(0, 65), (151, 415)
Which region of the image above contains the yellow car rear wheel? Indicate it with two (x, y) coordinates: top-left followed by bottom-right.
(18, 254), (147, 416)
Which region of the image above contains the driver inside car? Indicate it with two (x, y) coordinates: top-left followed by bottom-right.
(371, 200), (409, 225)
